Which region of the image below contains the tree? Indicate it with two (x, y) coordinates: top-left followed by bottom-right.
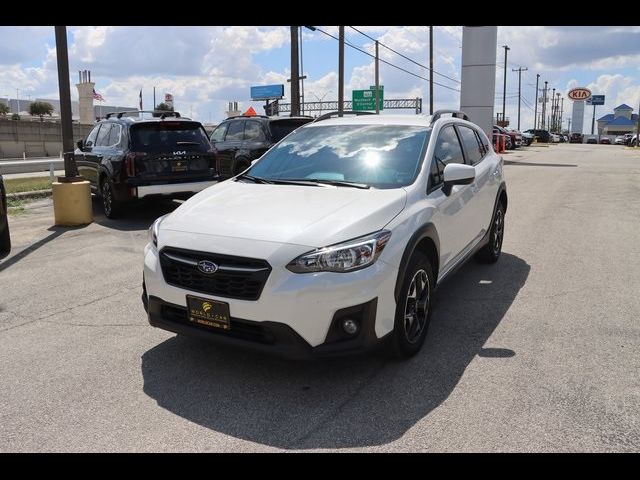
(155, 102), (173, 111)
(29, 101), (54, 121)
(0, 103), (9, 116)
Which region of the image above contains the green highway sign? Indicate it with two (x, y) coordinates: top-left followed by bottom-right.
(352, 87), (384, 111)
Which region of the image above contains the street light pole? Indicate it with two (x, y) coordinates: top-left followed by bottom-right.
(375, 40), (380, 114)
(512, 66), (527, 130)
(501, 45), (510, 126)
(54, 25), (80, 181)
(338, 26), (345, 117)
(429, 26), (434, 115)
(533, 74), (540, 131)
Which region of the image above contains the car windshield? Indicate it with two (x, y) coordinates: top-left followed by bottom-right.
(247, 124), (430, 189)
(130, 121), (210, 153)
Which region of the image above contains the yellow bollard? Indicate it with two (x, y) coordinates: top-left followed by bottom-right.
(52, 181), (93, 226)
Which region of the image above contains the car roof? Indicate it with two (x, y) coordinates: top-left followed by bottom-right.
(304, 114), (432, 128)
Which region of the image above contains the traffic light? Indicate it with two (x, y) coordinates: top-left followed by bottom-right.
(264, 100), (279, 117)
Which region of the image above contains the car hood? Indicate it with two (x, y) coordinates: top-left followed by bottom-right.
(162, 180), (407, 247)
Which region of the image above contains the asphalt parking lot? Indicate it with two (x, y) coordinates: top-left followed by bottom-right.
(1, 143), (639, 452)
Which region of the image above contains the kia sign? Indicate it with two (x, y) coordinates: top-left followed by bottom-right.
(567, 87), (592, 101)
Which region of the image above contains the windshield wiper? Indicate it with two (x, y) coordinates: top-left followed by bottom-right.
(287, 178), (370, 189)
(235, 173), (274, 184)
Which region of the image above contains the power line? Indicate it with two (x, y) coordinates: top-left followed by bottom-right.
(349, 26), (461, 85)
(314, 26), (460, 93)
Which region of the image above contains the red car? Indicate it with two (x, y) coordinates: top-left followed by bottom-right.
(600, 137), (612, 144)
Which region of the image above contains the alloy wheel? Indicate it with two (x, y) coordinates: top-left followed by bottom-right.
(404, 269), (430, 344)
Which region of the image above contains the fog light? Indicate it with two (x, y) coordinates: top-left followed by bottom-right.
(342, 318), (359, 335)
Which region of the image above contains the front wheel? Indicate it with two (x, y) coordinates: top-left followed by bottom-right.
(477, 201), (505, 263)
(387, 252), (435, 359)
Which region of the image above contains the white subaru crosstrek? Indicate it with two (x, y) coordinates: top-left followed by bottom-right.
(142, 110), (507, 359)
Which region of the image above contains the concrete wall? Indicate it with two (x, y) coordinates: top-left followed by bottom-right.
(0, 119), (94, 159)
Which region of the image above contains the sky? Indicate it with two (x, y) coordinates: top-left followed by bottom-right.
(1, 26), (639, 133)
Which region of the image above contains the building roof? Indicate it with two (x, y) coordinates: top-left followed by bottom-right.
(605, 115), (638, 126)
(598, 113), (614, 122)
(614, 104), (633, 111)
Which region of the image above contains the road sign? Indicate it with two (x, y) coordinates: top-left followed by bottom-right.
(586, 95), (605, 106)
(353, 88), (384, 111)
(250, 84), (284, 101)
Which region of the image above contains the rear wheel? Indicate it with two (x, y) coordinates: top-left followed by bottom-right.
(101, 178), (123, 219)
(477, 201), (505, 263)
(387, 252), (434, 359)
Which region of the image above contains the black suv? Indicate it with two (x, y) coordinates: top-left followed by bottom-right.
(523, 129), (551, 143)
(0, 174), (10, 260)
(210, 115), (313, 179)
(75, 111), (217, 218)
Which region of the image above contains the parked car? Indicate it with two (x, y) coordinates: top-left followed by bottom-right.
(586, 136), (598, 144)
(569, 133), (583, 143)
(492, 128), (511, 150)
(521, 132), (534, 146)
(210, 115), (314, 180)
(74, 111), (218, 219)
(628, 134), (638, 147)
(614, 135), (627, 145)
(623, 133), (634, 145)
(561, 135), (568, 143)
(523, 128), (551, 143)
(0, 174), (10, 260)
(600, 137), (612, 145)
(550, 133), (560, 143)
(494, 125), (520, 149)
(143, 110), (508, 359)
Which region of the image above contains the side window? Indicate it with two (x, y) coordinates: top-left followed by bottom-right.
(457, 126), (484, 165)
(85, 125), (101, 147)
(430, 125), (465, 189)
(107, 124), (121, 147)
(244, 121), (266, 141)
(475, 130), (489, 155)
(95, 123), (112, 147)
(210, 122), (229, 143)
(225, 121), (245, 141)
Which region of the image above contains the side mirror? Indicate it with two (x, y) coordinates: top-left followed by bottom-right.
(76, 139), (84, 150)
(442, 163), (475, 195)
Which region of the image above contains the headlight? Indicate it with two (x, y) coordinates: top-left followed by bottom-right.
(148, 214), (169, 247)
(287, 230), (391, 273)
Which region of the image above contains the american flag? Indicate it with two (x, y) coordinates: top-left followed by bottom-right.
(93, 88), (105, 102)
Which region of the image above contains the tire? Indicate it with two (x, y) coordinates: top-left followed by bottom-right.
(387, 251), (435, 359)
(477, 201), (505, 264)
(101, 178), (123, 219)
(233, 158), (251, 176)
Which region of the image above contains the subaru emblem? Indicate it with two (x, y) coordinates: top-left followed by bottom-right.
(197, 260), (218, 274)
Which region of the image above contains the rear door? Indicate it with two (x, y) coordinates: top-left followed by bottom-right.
(128, 121), (215, 183)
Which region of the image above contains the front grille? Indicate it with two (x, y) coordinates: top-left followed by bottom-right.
(161, 303), (275, 344)
(159, 247), (271, 301)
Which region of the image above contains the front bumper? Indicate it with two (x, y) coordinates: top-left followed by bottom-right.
(143, 233), (399, 355)
(144, 294), (387, 359)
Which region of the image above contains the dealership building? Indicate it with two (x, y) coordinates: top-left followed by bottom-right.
(597, 104), (638, 136)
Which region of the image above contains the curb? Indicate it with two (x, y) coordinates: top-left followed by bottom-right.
(7, 189), (52, 200)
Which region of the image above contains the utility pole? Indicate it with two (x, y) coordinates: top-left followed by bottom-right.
(153, 86), (156, 110)
(533, 74), (540, 131)
(429, 26), (434, 115)
(375, 40), (380, 114)
(559, 97), (564, 133)
(501, 45), (510, 126)
(338, 26), (345, 116)
(54, 26), (80, 180)
(289, 26), (300, 117)
(541, 81), (548, 129)
(551, 88), (556, 132)
(299, 26), (305, 115)
(591, 102), (596, 135)
(568, 118), (571, 133)
(512, 66), (528, 130)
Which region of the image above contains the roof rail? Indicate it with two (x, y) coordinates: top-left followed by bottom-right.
(105, 110), (182, 119)
(430, 109), (469, 124)
(312, 110), (376, 123)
